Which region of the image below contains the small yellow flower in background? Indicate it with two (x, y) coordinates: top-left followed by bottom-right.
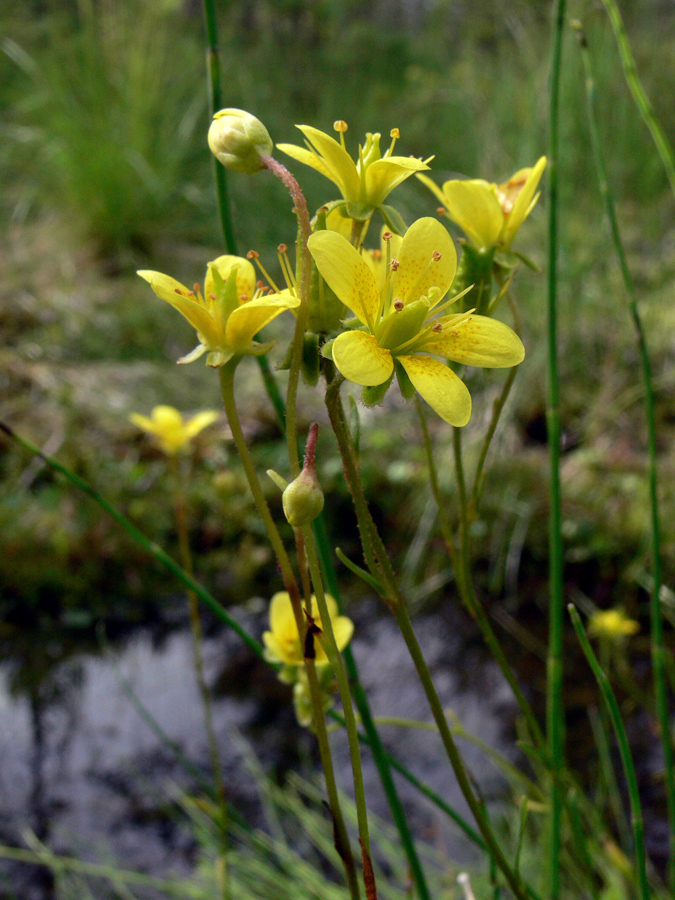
(129, 406), (219, 455)
(588, 608), (640, 641)
(263, 591), (354, 669)
(308, 217), (524, 426)
(138, 255), (300, 367)
(418, 157), (546, 251)
(277, 122), (431, 224)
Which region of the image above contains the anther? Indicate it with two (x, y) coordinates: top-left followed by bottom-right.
(437, 207), (446, 217)
(208, 293), (217, 301)
(382, 231), (392, 242)
(239, 293), (248, 301)
(277, 243), (288, 254)
(390, 259), (400, 271)
(193, 283), (201, 294)
(432, 322), (443, 333)
(256, 280), (265, 289)
(174, 288), (183, 295)
(247, 250), (259, 259)
(394, 298), (404, 311)
(333, 120), (348, 133)
(390, 128), (400, 139)
(432, 251), (442, 261)
(371, 249), (381, 260)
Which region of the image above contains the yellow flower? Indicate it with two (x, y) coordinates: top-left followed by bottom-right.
(277, 122), (431, 222)
(418, 157), (546, 251)
(129, 405), (219, 455)
(588, 609), (640, 641)
(263, 591), (354, 668)
(308, 217), (524, 426)
(137, 255), (300, 367)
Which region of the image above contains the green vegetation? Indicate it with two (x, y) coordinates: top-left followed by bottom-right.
(1, 0), (675, 898)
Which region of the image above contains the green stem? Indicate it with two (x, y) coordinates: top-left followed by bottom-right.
(201, 0), (236, 255)
(568, 606), (650, 900)
(600, 0), (675, 197)
(323, 386), (534, 900)
(259, 154), (312, 477)
(313, 515), (433, 900)
(218, 363), (358, 897)
(446, 413), (545, 752)
(392, 601), (533, 900)
(303, 526), (373, 869)
(576, 26), (675, 890)
(546, 1), (568, 894)
(169, 454), (229, 893)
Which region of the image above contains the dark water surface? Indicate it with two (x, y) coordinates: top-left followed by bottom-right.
(0, 607), (516, 898)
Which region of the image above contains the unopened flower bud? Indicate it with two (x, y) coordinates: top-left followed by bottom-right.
(282, 424), (324, 526)
(208, 108), (273, 174)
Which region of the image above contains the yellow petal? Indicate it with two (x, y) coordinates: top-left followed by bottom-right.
(129, 412), (156, 432)
(226, 293), (299, 352)
(276, 143), (337, 183)
(205, 256), (257, 301)
(421, 315), (525, 367)
(416, 172), (449, 207)
(364, 156), (430, 206)
(137, 270), (219, 342)
(308, 230), (380, 328)
(269, 591), (295, 634)
(439, 180), (503, 250)
(502, 156), (546, 249)
(392, 217), (456, 306)
(283, 125), (360, 199)
(398, 354), (471, 426)
(332, 331), (394, 386)
(332, 616), (354, 652)
(183, 410), (219, 440)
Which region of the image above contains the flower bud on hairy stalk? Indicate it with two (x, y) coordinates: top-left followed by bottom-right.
(208, 108), (273, 174)
(282, 423), (324, 526)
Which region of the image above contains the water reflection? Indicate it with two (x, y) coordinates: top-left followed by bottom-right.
(0, 610), (515, 896)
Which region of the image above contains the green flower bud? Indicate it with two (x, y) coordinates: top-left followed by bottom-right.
(282, 424), (324, 526)
(208, 108), (273, 174)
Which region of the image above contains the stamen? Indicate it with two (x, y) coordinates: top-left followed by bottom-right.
(256, 280), (265, 289)
(394, 298), (404, 311)
(277, 243), (298, 293)
(437, 207), (446, 217)
(249, 250), (281, 293)
(208, 293), (217, 301)
(432, 322), (443, 333)
(432, 251), (441, 261)
(193, 283), (201, 294)
(174, 288), (183, 295)
(277, 243), (288, 254)
(390, 259), (400, 271)
(382, 231), (392, 242)
(333, 120), (348, 151)
(386, 127), (400, 158)
(371, 249), (382, 261)
(239, 293), (249, 301)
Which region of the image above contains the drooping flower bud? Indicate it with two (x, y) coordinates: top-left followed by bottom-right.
(208, 108), (273, 174)
(282, 423), (324, 526)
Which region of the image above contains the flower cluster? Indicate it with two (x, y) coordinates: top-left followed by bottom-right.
(137, 113), (542, 428)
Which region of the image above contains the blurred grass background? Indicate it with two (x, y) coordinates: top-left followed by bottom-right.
(1, 0), (675, 690)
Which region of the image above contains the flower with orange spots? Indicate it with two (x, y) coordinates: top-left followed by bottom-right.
(138, 255), (299, 367)
(308, 217), (524, 426)
(418, 157), (546, 251)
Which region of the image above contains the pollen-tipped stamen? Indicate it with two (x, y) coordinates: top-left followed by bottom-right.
(248, 250), (281, 294)
(277, 243), (298, 294)
(385, 128), (400, 158)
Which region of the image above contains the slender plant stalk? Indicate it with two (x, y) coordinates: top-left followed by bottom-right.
(324, 385), (535, 900)
(419, 401), (545, 752)
(314, 520), (433, 900)
(218, 362), (359, 898)
(546, 1), (568, 894)
(303, 526), (373, 872)
(576, 25), (675, 891)
(568, 606), (650, 900)
(600, 0), (675, 196)
(169, 454), (229, 895)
